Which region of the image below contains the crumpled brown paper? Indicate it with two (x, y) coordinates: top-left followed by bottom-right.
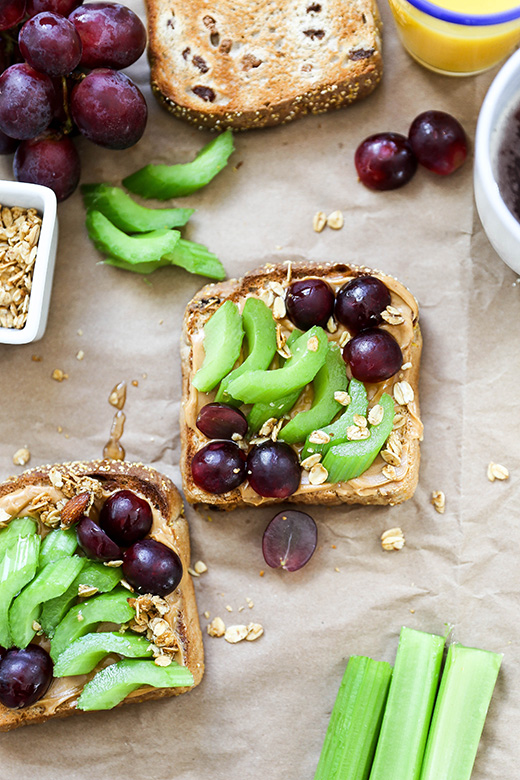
(0, 1), (517, 777)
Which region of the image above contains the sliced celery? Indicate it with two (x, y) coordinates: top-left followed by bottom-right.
(0, 517), (37, 561)
(122, 130), (234, 199)
(315, 655), (392, 780)
(193, 300), (244, 393)
(419, 643), (502, 780)
(369, 627), (445, 780)
(162, 238), (226, 280)
(81, 183), (194, 232)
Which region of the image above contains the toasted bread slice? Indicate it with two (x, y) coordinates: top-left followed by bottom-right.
(147, 0), (383, 130)
(181, 261), (422, 509)
(0, 460), (203, 731)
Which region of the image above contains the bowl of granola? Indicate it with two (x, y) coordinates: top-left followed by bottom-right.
(0, 180), (57, 345)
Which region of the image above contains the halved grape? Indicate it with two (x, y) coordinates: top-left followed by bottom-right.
(14, 135), (80, 202)
(355, 132), (418, 191)
(196, 403), (248, 440)
(343, 328), (402, 383)
(76, 515), (122, 562)
(122, 539), (183, 597)
(0, 646), (53, 709)
(70, 68), (147, 150)
(69, 2), (146, 70)
(262, 510), (317, 571)
(0, 63), (54, 140)
(408, 110), (468, 176)
(19, 12), (82, 77)
(335, 276), (391, 333)
(98, 490), (152, 547)
(247, 441), (301, 498)
(191, 440), (247, 494)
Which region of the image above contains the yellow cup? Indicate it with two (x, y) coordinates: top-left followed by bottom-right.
(388, 0), (520, 76)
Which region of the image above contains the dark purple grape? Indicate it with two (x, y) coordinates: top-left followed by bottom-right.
(26, 0), (81, 16)
(196, 403), (248, 440)
(409, 110), (468, 176)
(0, 63), (54, 140)
(69, 2), (146, 70)
(70, 68), (147, 150)
(0, 129), (18, 154)
(0, 646), (53, 709)
(19, 13), (82, 77)
(191, 440), (247, 494)
(14, 135), (80, 202)
(0, 0), (26, 30)
(335, 276), (391, 333)
(122, 539), (183, 597)
(355, 132), (418, 191)
(263, 510), (317, 571)
(98, 490), (152, 547)
(285, 278), (335, 330)
(247, 441), (301, 498)
(343, 328), (402, 383)
(76, 515), (122, 561)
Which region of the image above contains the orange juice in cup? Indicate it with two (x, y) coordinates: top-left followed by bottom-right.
(388, 0), (520, 76)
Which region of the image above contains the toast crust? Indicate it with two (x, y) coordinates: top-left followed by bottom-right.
(146, 0), (383, 130)
(0, 460), (204, 732)
(180, 261), (422, 509)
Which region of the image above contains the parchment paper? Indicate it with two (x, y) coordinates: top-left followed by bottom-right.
(0, 1), (518, 777)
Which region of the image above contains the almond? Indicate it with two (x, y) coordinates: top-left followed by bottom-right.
(60, 491), (92, 527)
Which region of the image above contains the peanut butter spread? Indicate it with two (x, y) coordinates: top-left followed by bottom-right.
(183, 269), (423, 503)
(0, 483), (187, 714)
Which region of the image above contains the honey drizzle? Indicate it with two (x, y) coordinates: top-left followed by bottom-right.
(103, 381), (128, 460)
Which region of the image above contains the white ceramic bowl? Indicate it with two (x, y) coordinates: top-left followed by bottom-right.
(475, 48), (520, 276)
(0, 180), (58, 345)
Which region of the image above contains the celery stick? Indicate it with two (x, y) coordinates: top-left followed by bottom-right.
(419, 643), (502, 780)
(369, 627), (445, 780)
(123, 130), (234, 199)
(315, 655), (392, 780)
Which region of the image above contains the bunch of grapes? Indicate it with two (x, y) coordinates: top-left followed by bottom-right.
(0, 0), (148, 201)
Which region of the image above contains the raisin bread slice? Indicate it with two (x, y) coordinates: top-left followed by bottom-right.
(147, 0), (383, 130)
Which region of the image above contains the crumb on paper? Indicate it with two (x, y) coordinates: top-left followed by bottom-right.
(224, 625), (248, 644)
(245, 623), (264, 641)
(327, 210), (344, 230)
(203, 611), (210, 619)
(12, 447), (30, 466)
(52, 368), (68, 382)
(194, 560), (207, 574)
(381, 527), (405, 551)
(207, 617), (226, 637)
(313, 211), (327, 233)
(225, 605), (233, 612)
(431, 490), (445, 514)
(487, 462), (509, 482)
(31, 355), (41, 362)
(76, 350), (84, 361)
(259, 570), (265, 577)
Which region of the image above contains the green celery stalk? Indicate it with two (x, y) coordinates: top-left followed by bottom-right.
(419, 643), (502, 780)
(122, 130), (234, 199)
(315, 655), (393, 780)
(369, 627), (445, 780)
(163, 238), (226, 280)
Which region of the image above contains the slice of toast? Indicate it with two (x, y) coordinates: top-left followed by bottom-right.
(180, 261), (423, 509)
(0, 460), (204, 731)
(147, 0), (383, 130)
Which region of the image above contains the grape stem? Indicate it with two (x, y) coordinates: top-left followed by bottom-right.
(60, 76), (74, 136)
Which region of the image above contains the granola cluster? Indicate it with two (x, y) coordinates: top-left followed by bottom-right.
(128, 593), (180, 665)
(0, 206), (42, 330)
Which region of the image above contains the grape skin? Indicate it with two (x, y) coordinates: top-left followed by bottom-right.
(19, 12), (82, 77)
(14, 135), (80, 202)
(70, 68), (147, 150)
(0, 63), (54, 140)
(69, 2), (146, 70)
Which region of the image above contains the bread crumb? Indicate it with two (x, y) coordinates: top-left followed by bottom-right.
(76, 350), (84, 360)
(431, 490), (445, 514)
(52, 368), (68, 382)
(31, 354), (42, 362)
(207, 617), (225, 637)
(13, 447), (30, 466)
(225, 605), (233, 612)
(194, 560), (208, 574)
(381, 527), (405, 551)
